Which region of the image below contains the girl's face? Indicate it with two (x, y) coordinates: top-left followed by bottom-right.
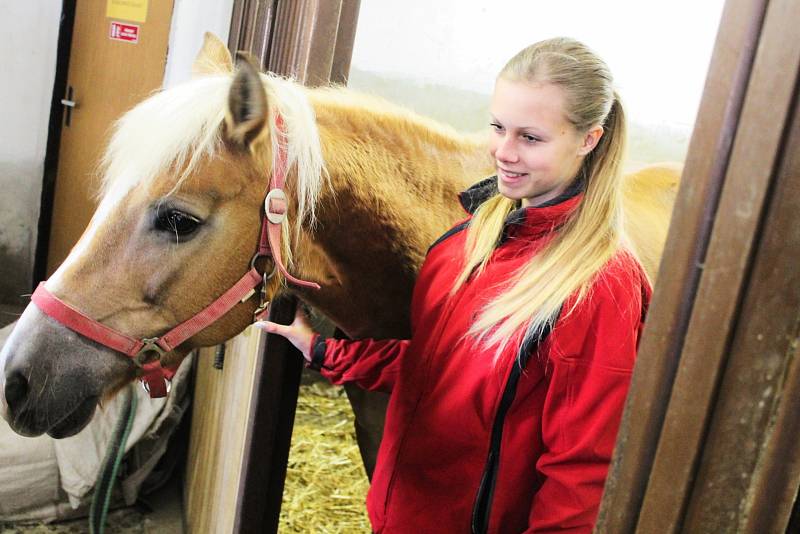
(489, 78), (603, 207)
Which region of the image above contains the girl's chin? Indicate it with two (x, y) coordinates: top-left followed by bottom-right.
(498, 184), (560, 207)
(497, 181), (530, 199)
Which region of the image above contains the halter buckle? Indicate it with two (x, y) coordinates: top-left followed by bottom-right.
(265, 188), (287, 224)
(133, 337), (167, 367)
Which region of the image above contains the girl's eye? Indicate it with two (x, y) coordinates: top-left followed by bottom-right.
(154, 207), (202, 238)
(522, 134), (540, 143)
(490, 122), (503, 132)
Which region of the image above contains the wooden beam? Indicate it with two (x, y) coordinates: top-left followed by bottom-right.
(330, 0), (361, 85)
(233, 297), (304, 534)
(595, 0), (768, 529)
(228, 1), (361, 532)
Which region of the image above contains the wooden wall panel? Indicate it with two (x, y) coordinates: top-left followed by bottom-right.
(185, 327), (263, 533)
(596, 0), (768, 528)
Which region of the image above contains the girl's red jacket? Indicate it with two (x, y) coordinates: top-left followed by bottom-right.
(311, 181), (651, 533)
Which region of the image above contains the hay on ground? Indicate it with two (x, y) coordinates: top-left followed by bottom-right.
(280, 381), (371, 533)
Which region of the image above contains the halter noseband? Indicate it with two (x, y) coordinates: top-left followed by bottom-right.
(31, 112), (320, 398)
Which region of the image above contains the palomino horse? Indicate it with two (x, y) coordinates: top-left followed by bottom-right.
(0, 34), (679, 476)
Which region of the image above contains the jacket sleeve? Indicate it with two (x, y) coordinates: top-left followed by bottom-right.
(525, 255), (650, 533)
(308, 334), (410, 393)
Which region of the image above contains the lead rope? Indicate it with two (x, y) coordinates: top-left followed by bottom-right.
(89, 384), (138, 534)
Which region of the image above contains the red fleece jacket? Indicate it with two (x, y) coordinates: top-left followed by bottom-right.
(311, 184), (651, 533)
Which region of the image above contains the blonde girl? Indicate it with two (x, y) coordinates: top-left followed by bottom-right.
(261, 37), (650, 533)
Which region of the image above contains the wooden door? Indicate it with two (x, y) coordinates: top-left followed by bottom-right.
(46, 0), (174, 275)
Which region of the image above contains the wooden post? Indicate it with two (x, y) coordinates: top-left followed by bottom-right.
(596, 0), (800, 531)
(186, 2), (361, 532)
(229, 2), (361, 532)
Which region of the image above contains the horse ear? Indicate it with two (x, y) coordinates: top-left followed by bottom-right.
(192, 32), (233, 76)
(225, 53), (269, 148)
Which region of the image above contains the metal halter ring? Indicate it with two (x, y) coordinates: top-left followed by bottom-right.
(265, 188), (287, 224)
(249, 253), (279, 280)
(133, 337), (167, 367)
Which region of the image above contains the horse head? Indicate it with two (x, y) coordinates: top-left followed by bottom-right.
(0, 34), (323, 437)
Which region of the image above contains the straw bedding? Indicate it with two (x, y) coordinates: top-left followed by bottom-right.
(279, 380), (371, 533)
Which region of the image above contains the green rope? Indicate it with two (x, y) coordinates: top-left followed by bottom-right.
(89, 384), (138, 534)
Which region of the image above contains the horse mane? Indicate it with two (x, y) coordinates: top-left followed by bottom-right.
(98, 73), (326, 241)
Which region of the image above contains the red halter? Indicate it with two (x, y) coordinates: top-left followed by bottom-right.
(31, 112), (320, 398)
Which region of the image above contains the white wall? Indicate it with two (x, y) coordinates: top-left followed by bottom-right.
(163, 0), (234, 88)
(0, 2), (61, 305)
(348, 1), (725, 170)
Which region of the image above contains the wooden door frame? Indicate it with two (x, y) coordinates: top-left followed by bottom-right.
(596, 0), (800, 531)
(226, 2), (361, 532)
(35, 0), (77, 287)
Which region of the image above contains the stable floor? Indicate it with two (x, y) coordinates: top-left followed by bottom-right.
(0, 472), (184, 534)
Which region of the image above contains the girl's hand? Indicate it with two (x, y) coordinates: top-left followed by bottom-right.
(255, 307), (316, 361)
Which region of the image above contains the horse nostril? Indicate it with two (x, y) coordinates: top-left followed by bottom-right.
(4, 371), (29, 412)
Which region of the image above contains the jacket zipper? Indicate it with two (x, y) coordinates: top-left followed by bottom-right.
(470, 320), (554, 534)
(471, 361), (523, 534)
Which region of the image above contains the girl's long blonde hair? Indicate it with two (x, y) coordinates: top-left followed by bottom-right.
(455, 37), (629, 355)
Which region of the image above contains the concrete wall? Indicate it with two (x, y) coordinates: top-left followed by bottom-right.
(0, 3), (61, 306)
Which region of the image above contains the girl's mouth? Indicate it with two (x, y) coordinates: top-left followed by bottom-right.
(498, 168), (528, 183)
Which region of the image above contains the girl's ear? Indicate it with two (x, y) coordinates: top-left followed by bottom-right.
(578, 125), (604, 156)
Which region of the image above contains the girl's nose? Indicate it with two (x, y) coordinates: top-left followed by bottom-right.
(494, 136), (518, 164)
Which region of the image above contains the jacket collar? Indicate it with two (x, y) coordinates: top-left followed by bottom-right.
(458, 175), (585, 238)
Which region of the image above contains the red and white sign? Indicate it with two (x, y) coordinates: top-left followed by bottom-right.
(109, 21), (140, 44)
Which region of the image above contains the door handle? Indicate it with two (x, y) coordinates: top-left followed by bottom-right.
(62, 85), (76, 126)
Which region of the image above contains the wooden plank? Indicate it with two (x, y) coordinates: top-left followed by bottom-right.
(231, 1), (359, 532)
(233, 298), (304, 533)
(677, 7), (800, 529)
(226, 0), (248, 52)
(637, 0), (800, 530)
(184, 327), (263, 533)
(330, 0), (361, 85)
(734, 94), (800, 534)
(267, 0), (343, 86)
(595, 0), (768, 529)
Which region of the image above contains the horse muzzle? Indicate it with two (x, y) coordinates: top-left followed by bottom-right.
(0, 305), (130, 438)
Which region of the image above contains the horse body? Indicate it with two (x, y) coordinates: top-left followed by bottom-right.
(0, 35), (678, 478)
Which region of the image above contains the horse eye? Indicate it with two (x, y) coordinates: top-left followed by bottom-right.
(154, 208), (202, 238)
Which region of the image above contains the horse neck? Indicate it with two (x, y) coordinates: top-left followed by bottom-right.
(287, 90), (492, 338)
(311, 89), (491, 241)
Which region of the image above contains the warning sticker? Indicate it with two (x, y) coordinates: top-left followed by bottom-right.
(109, 21), (140, 44)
